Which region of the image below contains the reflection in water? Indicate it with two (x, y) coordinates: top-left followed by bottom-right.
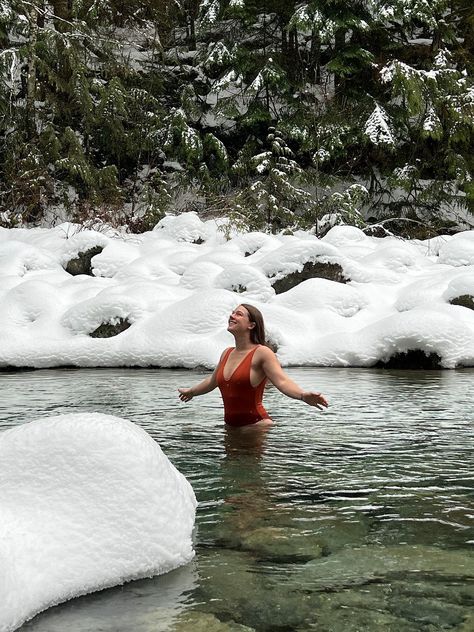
(19, 563), (199, 632)
(0, 367), (473, 631)
(219, 425), (272, 543)
(223, 423), (270, 459)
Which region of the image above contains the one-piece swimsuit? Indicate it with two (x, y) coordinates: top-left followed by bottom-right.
(216, 346), (270, 427)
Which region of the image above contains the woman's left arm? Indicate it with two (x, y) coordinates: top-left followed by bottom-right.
(259, 347), (329, 410)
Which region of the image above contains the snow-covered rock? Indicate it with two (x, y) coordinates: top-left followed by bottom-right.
(0, 413), (196, 632)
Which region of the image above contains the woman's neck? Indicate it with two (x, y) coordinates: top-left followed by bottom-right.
(232, 333), (257, 351)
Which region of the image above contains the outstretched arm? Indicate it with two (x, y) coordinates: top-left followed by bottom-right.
(260, 347), (329, 410)
(178, 352), (223, 402)
(178, 375), (217, 402)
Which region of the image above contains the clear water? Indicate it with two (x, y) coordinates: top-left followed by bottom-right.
(1, 367), (473, 632)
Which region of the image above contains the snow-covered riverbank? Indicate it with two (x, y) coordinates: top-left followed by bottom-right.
(1, 213), (474, 369)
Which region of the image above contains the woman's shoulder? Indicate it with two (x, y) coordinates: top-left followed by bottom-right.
(255, 344), (276, 360)
(219, 347), (234, 360)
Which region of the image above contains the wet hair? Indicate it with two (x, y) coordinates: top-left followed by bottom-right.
(240, 303), (266, 345)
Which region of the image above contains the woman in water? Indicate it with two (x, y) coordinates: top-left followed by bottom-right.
(178, 304), (328, 427)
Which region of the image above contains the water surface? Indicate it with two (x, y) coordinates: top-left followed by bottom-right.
(1, 367), (473, 631)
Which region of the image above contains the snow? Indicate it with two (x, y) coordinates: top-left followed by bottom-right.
(0, 412), (197, 632)
(438, 232), (474, 266)
(1, 213), (474, 368)
(364, 103), (395, 146)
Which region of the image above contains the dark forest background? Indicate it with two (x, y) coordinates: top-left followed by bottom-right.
(0, 1), (473, 236)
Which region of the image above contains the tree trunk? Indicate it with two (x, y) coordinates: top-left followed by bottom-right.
(26, 4), (39, 136)
(334, 28), (346, 101)
(310, 30), (321, 84)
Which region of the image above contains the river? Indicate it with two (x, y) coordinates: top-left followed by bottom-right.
(1, 367), (473, 631)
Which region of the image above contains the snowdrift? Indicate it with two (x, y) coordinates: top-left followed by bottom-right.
(0, 413), (197, 632)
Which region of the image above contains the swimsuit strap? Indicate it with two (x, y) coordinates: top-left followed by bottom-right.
(217, 347), (233, 381)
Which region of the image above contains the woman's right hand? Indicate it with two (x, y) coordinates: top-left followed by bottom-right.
(178, 388), (194, 402)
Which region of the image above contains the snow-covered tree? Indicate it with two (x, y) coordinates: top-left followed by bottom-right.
(0, 0), (472, 230)
(228, 127), (318, 232)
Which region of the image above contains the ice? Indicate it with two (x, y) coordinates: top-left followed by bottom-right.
(1, 213), (474, 368)
(0, 413), (197, 632)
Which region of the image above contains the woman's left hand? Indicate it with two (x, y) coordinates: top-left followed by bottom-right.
(301, 392), (329, 410)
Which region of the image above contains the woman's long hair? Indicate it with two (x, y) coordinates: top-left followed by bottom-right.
(240, 303), (266, 345)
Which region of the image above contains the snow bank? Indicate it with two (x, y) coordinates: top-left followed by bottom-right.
(0, 413), (197, 632)
(1, 213), (474, 368)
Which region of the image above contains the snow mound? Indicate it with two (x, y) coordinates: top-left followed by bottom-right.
(273, 278), (368, 317)
(0, 413), (197, 632)
(180, 261), (223, 289)
(59, 231), (110, 267)
(91, 241), (141, 278)
(0, 241), (60, 277)
(257, 238), (342, 280)
(214, 264), (275, 301)
(443, 273), (474, 302)
(61, 293), (145, 335)
(322, 225), (367, 246)
(316, 308), (474, 368)
(154, 211), (223, 244)
(438, 232), (474, 266)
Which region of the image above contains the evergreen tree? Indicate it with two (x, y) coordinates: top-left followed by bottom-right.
(0, 0), (472, 231)
(227, 127), (318, 232)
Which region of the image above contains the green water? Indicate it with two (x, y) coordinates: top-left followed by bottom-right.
(1, 367), (473, 631)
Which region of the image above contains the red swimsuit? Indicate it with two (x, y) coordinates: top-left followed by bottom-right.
(216, 346), (270, 427)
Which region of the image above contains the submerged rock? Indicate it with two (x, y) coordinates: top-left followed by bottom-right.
(241, 526), (324, 561)
(216, 504), (368, 557)
(301, 598), (419, 632)
(171, 611), (254, 632)
(389, 579), (474, 605)
(297, 545), (473, 591)
(390, 595), (466, 628)
(457, 613), (474, 631)
(297, 577), (473, 631)
(198, 549), (314, 630)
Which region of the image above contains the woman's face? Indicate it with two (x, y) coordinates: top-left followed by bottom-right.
(227, 305), (254, 334)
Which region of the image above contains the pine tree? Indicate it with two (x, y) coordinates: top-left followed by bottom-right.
(227, 127), (318, 232)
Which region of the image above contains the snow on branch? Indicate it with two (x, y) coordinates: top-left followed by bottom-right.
(364, 104), (395, 146)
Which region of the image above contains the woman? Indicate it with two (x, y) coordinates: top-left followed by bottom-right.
(178, 304), (329, 428)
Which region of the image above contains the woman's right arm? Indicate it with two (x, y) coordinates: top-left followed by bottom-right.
(178, 350), (225, 402)
(178, 374), (217, 401)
